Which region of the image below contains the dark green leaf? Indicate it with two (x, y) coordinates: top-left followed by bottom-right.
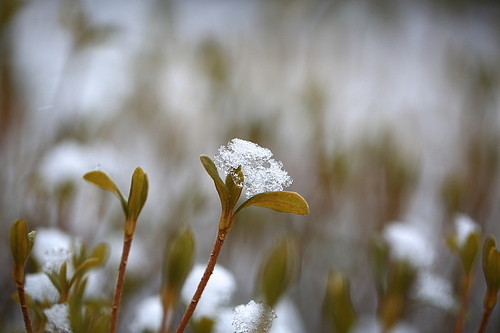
(235, 191), (309, 215)
(9, 219), (30, 283)
(225, 167), (244, 211)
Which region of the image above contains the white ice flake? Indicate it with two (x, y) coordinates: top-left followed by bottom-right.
(383, 222), (435, 269)
(214, 138), (292, 198)
(232, 300), (276, 333)
(25, 273), (59, 303)
(454, 214), (480, 248)
(181, 264), (236, 321)
(44, 303), (72, 333)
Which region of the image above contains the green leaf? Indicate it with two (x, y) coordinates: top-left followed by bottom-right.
(9, 219), (31, 283)
(200, 155), (228, 209)
(83, 170), (127, 213)
(235, 191), (309, 215)
(127, 167), (149, 222)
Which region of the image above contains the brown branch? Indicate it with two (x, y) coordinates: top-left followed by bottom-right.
(454, 274), (471, 333)
(175, 231), (226, 333)
(16, 282), (33, 333)
(477, 308), (491, 333)
(109, 233), (133, 333)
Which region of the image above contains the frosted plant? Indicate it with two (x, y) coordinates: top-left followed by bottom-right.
(233, 300), (277, 333)
(175, 140), (308, 333)
(214, 138), (293, 198)
(25, 273), (59, 303)
(42, 247), (72, 274)
(44, 303), (72, 333)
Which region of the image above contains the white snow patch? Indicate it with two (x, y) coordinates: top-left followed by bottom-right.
(44, 303), (72, 333)
(130, 295), (163, 333)
(454, 214), (480, 248)
(181, 264), (236, 321)
(383, 222), (435, 268)
(25, 272), (59, 303)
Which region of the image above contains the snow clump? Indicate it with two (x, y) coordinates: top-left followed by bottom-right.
(232, 300), (276, 333)
(44, 303), (72, 333)
(214, 138), (292, 198)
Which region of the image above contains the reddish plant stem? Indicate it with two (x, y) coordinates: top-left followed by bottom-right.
(454, 273), (471, 333)
(109, 233), (133, 333)
(175, 230), (226, 333)
(477, 308), (491, 333)
(16, 283), (33, 333)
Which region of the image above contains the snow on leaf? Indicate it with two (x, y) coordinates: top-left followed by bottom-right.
(214, 138), (292, 198)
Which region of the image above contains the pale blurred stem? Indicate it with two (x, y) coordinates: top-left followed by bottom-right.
(454, 273), (471, 333)
(477, 308), (492, 333)
(175, 219), (232, 333)
(16, 282), (34, 333)
(109, 231), (134, 333)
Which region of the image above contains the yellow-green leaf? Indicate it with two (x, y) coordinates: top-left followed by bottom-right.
(127, 167), (148, 222)
(235, 191), (309, 215)
(83, 170), (127, 212)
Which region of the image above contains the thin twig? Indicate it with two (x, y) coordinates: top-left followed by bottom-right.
(16, 282), (34, 333)
(477, 308), (491, 333)
(109, 233), (133, 333)
(454, 274), (471, 333)
(175, 231), (226, 333)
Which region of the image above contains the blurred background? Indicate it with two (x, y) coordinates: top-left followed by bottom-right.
(1, 0), (500, 332)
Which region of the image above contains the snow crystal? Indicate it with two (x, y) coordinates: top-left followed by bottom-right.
(44, 303), (72, 333)
(42, 247), (72, 274)
(454, 214), (480, 248)
(214, 138), (292, 198)
(232, 300), (276, 333)
(383, 222), (435, 268)
(412, 271), (455, 310)
(130, 295), (163, 333)
(181, 264), (236, 320)
(25, 273), (59, 303)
